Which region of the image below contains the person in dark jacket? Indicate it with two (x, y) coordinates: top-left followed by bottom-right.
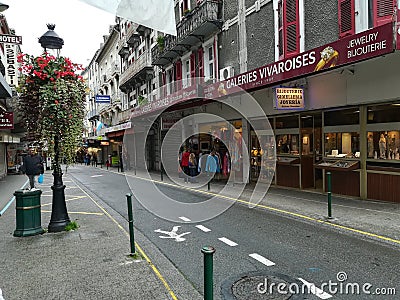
(22, 148), (44, 189)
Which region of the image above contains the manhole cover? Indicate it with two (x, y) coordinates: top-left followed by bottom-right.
(221, 271), (304, 300)
(231, 275), (292, 300)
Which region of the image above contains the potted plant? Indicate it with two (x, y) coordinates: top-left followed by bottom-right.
(157, 35), (165, 51)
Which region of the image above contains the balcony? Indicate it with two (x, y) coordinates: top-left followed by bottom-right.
(87, 109), (99, 121)
(152, 0), (223, 66)
(118, 108), (132, 123)
(119, 50), (153, 91)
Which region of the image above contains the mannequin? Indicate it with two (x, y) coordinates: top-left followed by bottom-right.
(379, 134), (386, 159)
(367, 135), (374, 158)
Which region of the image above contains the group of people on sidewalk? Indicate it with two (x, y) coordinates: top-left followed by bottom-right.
(179, 147), (222, 183)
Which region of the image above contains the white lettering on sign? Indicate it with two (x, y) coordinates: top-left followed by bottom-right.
(347, 31), (387, 58)
(154, 226), (191, 242)
(5, 44), (16, 85)
(0, 34), (22, 45)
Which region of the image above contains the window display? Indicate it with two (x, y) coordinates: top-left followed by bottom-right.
(276, 134), (299, 155)
(367, 131), (400, 160)
(324, 132), (359, 158)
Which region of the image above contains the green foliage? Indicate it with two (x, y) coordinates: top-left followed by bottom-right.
(16, 52), (86, 165)
(157, 35), (165, 50)
(65, 221), (79, 231)
(138, 95), (148, 106)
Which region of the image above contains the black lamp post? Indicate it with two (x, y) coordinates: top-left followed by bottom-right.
(39, 24), (70, 233)
(0, 2), (9, 12)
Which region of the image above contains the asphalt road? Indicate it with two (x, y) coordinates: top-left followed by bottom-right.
(68, 165), (400, 300)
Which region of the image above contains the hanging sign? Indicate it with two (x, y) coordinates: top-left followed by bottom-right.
(0, 34), (22, 45)
(0, 112), (13, 129)
(274, 87), (304, 110)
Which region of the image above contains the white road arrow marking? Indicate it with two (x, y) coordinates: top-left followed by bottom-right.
(154, 226), (191, 242)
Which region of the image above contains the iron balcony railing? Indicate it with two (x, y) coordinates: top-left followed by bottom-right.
(120, 50), (152, 86)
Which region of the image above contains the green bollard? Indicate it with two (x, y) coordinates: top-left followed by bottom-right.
(202, 246), (216, 300)
(327, 171), (332, 218)
(126, 193), (136, 255)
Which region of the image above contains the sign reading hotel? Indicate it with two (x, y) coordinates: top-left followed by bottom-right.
(275, 87), (304, 110)
(205, 22), (394, 99)
(0, 34), (22, 45)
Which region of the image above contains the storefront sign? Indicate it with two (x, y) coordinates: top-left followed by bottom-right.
(100, 141), (109, 146)
(5, 44), (17, 85)
(0, 112), (13, 129)
(131, 85), (200, 118)
(95, 95), (111, 103)
(274, 87), (304, 110)
(104, 121), (132, 133)
(0, 34), (22, 45)
(161, 118), (179, 130)
(205, 22), (394, 99)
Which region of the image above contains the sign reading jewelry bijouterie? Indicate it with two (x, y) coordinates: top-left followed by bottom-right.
(0, 112), (13, 129)
(205, 22), (394, 99)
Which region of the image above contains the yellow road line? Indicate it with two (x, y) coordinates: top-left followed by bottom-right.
(69, 177), (179, 300)
(121, 172), (400, 245)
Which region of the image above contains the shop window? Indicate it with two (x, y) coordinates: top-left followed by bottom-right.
(367, 103), (400, 123)
(276, 134), (299, 155)
(324, 108), (359, 126)
(275, 115), (298, 129)
(367, 131), (400, 159)
(325, 132), (360, 157)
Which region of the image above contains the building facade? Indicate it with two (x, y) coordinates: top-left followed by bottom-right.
(86, 0), (400, 202)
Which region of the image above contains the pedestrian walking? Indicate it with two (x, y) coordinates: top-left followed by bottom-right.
(205, 149), (218, 175)
(21, 148), (44, 190)
(188, 152), (197, 182)
(180, 147), (190, 183)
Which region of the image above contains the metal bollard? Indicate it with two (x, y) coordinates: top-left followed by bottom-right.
(327, 171), (332, 218)
(202, 246), (216, 300)
(160, 162), (164, 181)
(126, 193), (136, 255)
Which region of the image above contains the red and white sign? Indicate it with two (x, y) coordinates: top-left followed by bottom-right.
(204, 22), (394, 99)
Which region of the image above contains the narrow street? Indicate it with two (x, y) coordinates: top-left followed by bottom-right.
(68, 165), (400, 299)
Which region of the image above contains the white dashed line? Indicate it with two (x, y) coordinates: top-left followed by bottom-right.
(90, 175), (103, 178)
(297, 278), (332, 299)
(179, 216), (191, 222)
(195, 225), (211, 232)
(218, 237), (238, 247)
(249, 253), (275, 266)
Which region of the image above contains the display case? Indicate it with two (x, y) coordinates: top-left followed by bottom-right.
(314, 159), (360, 197)
(276, 155), (300, 188)
(324, 132), (360, 158)
(315, 160), (360, 171)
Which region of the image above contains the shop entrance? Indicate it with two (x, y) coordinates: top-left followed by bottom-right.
(300, 112), (322, 190)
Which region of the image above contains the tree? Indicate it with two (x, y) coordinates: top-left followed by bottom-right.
(16, 52), (86, 232)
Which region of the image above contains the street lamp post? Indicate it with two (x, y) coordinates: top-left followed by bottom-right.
(39, 24), (70, 233)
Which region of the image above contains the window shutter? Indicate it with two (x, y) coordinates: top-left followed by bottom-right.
(190, 53), (196, 85)
(284, 0), (299, 56)
(175, 60), (182, 91)
(197, 47), (204, 80)
(374, 0), (395, 27)
(278, 0), (284, 58)
(339, 0), (355, 38)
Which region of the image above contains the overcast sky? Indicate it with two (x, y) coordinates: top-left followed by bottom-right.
(4, 0), (116, 67)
